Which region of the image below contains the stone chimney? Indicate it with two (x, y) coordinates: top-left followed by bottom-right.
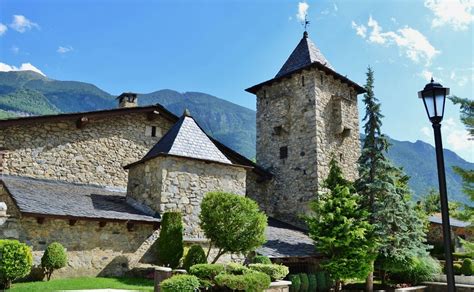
(117, 92), (138, 108)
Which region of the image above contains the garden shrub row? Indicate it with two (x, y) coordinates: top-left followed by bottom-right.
(160, 274), (200, 292)
(215, 271), (271, 292)
(289, 272), (330, 292)
(248, 263), (289, 281)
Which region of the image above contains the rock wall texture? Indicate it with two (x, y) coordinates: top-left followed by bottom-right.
(0, 189), (159, 278)
(248, 69), (360, 226)
(127, 156), (246, 238)
(0, 113), (173, 188)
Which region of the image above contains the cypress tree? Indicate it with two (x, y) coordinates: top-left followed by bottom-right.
(356, 67), (428, 290)
(156, 211), (184, 268)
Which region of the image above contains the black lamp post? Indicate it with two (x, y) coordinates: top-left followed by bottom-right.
(418, 78), (455, 292)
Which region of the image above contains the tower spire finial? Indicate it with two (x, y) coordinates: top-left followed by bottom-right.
(303, 15), (310, 38)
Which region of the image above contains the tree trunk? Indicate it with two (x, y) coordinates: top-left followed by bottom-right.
(365, 260), (374, 292)
(5, 279), (11, 289)
(335, 280), (342, 292)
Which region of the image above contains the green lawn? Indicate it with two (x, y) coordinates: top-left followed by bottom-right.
(9, 277), (154, 292)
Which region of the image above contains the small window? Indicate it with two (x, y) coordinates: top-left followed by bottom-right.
(280, 146), (288, 159)
(301, 75), (305, 86)
(151, 126), (157, 137)
(145, 126), (159, 137)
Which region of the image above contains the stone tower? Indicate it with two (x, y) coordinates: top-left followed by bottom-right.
(246, 31), (366, 226)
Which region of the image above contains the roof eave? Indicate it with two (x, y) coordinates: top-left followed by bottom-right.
(21, 211), (161, 225)
(246, 62), (366, 95)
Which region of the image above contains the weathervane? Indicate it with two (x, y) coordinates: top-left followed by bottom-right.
(303, 15), (310, 31)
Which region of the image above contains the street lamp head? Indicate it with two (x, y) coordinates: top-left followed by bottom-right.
(418, 78), (450, 124)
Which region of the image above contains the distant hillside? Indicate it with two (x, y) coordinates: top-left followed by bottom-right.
(0, 70), (472, 204)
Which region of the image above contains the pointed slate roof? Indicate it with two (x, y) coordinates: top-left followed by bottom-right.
(276, 31), (333, 78)
(127, 110), (232, 167)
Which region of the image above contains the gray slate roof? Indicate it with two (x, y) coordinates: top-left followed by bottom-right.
(1, 175), (160, 223)
(139, 111), (232, 165)
(429, 215), (470, 228)
(276, 32), (333, 78)
(258, 218), (316, 258)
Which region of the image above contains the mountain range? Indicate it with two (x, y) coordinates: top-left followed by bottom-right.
(0, 70), (472, 204)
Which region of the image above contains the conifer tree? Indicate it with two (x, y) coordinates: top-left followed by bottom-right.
(356, 67), (428, 291)
(307, 159), (375, 292)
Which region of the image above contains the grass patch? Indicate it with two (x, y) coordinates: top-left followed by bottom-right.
(10, 277), (154, 292)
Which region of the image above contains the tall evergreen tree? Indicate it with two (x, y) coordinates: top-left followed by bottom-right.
(449, 96), (474, 222)
(307, 159), (375, 292)
(356, 67), (429, 291)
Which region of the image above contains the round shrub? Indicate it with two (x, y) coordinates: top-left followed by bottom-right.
(189, 263), (225, 281)
(215, 271), (271, 292)
(182, 244), (206, 271)
(288, 274), (301, 292)
(0, 240), (33, 289)
(41, 242), (67, 281)
(454, 263), (463, 275)
(248, 263), (289, 281)
(393, 256), (441, 284)
(156, 212), (183, 269)
(308, 274), (317, 291)
(462, 258), (474, 276)
(160, 274), (200, 292)
(252, 255), (272, 264)
(299, 273), (309, 292)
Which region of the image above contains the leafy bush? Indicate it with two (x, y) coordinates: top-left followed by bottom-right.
(226, 263), (250, 275)
(215, 271), (271, 292)
(182, 244), (206, 271)
(308, 274), (317, 291)
(454, 263), (463, 275)
(156, 212), (183, 268)
(288, 274), (301, 292)
(200, 192), (267, 263)
(453, 252), (474, 260)
(252, 255), (272, 264)
(248, 263), (289, 281)
(160, 274), (200, 292)
(299, 273), (309, 292)
(0, 240), (33, 289)
(189, 263), (225, 281)
(462, 258), (474, 276)
(41, 242), (67, 281)
(393, 256), (441, 284)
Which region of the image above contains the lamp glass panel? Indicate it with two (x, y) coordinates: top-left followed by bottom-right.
(423, 94), (436, 118)
(435, 89), (446, 118)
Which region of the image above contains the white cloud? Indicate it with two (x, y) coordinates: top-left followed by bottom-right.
(0, 62), (45, 76)
(0, 23), (7, 36)
(10, 15), (39, 33)
(421, 126), (432, 138)
(352, 16), (440, 65)
(297, 2), (309, 22)
(449, 67), (473, 87)
(420, 69), (433, 81)
(57, 46), (73, 54)
(425, 0), (474, 30)
(351, 21), (367, 38)
(333, 3), (338, 12)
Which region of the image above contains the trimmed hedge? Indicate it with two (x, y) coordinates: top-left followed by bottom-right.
(41, 242), (67, 281)
(156, 212), (183, 269)
(182, 244), (206, 271)
(288, 274), (301, 292)
(189, 263), (225, 281)
(316, 271), (329, 291)
(226, 263), (250, 275)
(299, 273), (309, 292)
(160, 274), (200, 292)
(308, 274), (317, 291)
(462, 258), (474, 276)
(454, 263), (463, 275)
(252, 255), (272, 264)
(215, 271), (271, 292)
(0, 240), (33, 289)
(248, 263), (289, 281)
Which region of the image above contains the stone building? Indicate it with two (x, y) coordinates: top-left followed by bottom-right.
(0, 32), (365, 277)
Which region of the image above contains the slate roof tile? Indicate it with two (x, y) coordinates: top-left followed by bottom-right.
(1, 175), (160, 223)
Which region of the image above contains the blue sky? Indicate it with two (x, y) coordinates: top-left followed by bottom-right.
(0, 0), (473, 161)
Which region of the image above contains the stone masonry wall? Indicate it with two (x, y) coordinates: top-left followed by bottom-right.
(0, 188), (159, 278)
(249, 69), (360, 227)
(0, 113), (173, 188)
(127, 156), (246, 238)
